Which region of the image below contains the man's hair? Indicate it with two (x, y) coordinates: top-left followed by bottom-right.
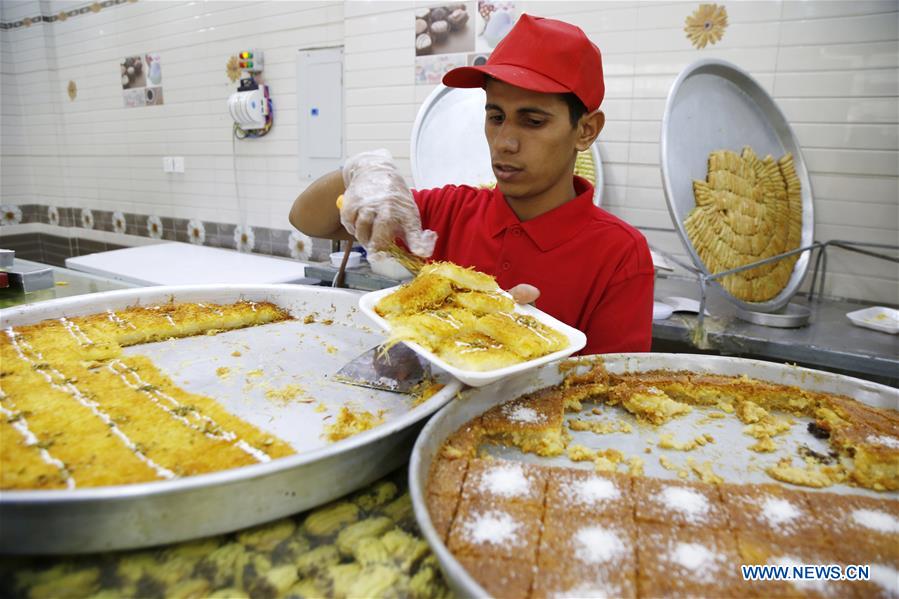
(561, 92), (588, 128)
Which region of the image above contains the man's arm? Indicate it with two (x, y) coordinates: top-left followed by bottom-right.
(288, 169), (351, 240)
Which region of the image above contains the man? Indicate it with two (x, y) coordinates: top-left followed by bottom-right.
(290, 15), (653, 354)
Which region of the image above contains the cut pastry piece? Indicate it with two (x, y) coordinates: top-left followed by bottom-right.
(609, 384), (692, 425)
(479, 387), (569, 457)
(475, 313), (568, 359)
(418, 261), (499, 292)
(374, 273), (454, 317)
(450, 291), (515, 315)
(435, 332), (523, 371)
(387, 309), (477, 351)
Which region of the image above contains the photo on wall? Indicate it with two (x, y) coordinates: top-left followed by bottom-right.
(121, 53), (163, 108)
(476, 1), (517, 52)
(414, 2), (475, 85)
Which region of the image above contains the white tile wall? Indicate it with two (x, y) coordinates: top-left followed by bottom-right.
(1, 0), (897, 304)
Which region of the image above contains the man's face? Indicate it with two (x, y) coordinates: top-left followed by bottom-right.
(484, 79), (580, 200)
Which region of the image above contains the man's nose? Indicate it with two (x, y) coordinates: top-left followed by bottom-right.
(495, 123), (519, 153)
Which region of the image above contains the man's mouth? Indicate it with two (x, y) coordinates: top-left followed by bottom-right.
(493, 162), (524, 181)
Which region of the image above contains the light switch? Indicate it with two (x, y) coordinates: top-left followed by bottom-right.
(173, 157), (185, 173)
(162, 157), (174, 172)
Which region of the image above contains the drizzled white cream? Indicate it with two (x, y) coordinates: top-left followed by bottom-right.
(5, 328), (176, 481)
(107, 360), (271, 463)
(59, 317), (93, 345)
(0, 401), (75, 489)
(106, 309), (137, 330)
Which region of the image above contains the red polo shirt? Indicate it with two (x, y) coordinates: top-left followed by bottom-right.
(412, 176), (654, 354)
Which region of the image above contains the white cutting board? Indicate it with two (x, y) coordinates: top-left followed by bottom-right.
(66, 242), (309, 286)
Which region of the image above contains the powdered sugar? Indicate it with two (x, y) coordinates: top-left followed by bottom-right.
(479, 463), (531, 498)
(463, 510), (520, 545)
(762, 497), (801, 526)
(553, 581), (623, 598)
(866, 435), (899, 449)
(869, 564), (899, 595)
(671, 542), (720, 581)
(574, 526), (625, 564)
(562, 477), (621, 506)
(503, 404), (544, 424)
(852, 508), (899, 533)
(661, 486), (709, 521)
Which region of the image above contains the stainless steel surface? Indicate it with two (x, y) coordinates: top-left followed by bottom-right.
(660, 58), (814, 313)
(411, 84), (604, 204)
(335, 344), (431, 393)
(3, 261), (54, 292)
(0, 249), (13, 268)
(735, 302), (811, 328)
(0, 284), (463, 555)
(0, 258), (136, 309)
(409, 354), (899, 598)
(653, 276), (899, 382)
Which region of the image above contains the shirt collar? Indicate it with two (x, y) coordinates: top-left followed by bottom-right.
(485, 176), (596, 251)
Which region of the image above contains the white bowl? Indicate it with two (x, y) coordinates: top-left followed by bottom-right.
(358, 285), (586, 387)
(368, 254), (413, 280)
(329, 251), (362, 269)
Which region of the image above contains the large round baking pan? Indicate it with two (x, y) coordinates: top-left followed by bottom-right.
(0, 285), (462, 555)
(409, 353), (897, 597)
(660, 59), (815, 312)
(411, 84), (605, 205)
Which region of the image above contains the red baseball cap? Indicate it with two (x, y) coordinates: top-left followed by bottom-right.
(443, 14), (604, 112)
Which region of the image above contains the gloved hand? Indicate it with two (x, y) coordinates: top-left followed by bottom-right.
(340, 149), (437, 258)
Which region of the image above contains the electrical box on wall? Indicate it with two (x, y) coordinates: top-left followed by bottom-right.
(296, 47), (343, 179)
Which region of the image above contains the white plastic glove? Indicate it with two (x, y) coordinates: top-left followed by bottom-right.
(340, 149), (437, 258)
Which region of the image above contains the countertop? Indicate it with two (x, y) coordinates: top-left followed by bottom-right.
(0, 259), (137, 309)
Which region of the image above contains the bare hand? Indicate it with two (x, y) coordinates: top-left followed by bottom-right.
(507, 283), (540, 305)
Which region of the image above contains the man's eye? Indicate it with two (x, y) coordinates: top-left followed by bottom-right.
(526, 119), (544, 127)
(487, 114), (504, 124)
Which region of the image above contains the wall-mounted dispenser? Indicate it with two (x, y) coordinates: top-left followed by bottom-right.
(228, 49), (272, 138)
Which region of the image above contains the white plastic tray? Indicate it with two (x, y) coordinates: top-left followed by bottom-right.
(359, 285), (586, 387)
(846, 306), (899, 334)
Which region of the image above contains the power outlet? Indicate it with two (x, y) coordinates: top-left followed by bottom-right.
(162, 157), (174, 172)
(173, 157), (185, 173)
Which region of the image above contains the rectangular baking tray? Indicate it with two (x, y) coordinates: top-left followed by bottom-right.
(0, 284), (462, 555)
(408, 354), (899, 598)
(846, 306), (899, 335)
(359, 285), (587, 387)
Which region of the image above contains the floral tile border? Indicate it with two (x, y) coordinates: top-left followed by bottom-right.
(0, 203), (329, 263)
(1, 0), (134, 30)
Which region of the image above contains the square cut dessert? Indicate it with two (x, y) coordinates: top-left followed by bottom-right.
(480, 387), (569, 457)
(736, 530), (850, 598)
(427, 458), (468, 498)
(460, 458), (547, 507)
(634, 477), (729, 530)
(720, 483), (823, 545)
(455, 555), (534, 599)
(804, 492), (899, 561)
(447, 496), (542, 561)
(545, 468), (632, 519)
(637, 522), (743, 598)
(536, 514), (637, 599)
(425, 492), (459, 542)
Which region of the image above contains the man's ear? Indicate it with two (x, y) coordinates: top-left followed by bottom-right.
(576, 110), (604, 152)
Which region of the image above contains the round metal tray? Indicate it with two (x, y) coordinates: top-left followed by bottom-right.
(0, 285), (463, 555)
(411, 84), (604, 205)
(660, 59), (815, 313)
(409, 354), (898, 597)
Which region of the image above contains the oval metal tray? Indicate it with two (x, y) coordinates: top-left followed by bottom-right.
(408, 353), (898, 597)
(660, 59), (815, 313)
(411, 84), (604, 204)
(0, 284), (462, 555)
